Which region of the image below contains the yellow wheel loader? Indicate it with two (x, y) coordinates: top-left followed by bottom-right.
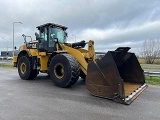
(13, 23), (147, 105)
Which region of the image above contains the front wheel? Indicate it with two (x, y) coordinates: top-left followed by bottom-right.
(49, 54), (80, 88)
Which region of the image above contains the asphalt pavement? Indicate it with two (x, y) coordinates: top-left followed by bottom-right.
(0, 67), (160, 120)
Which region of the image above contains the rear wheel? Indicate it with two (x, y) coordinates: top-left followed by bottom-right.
(49, 54), (80, 88)
(18, 56), (37, 80)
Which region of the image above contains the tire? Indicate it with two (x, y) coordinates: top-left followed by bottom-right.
(18, 56), (37, 80)
(49, 54), (80, 88)
(80, 71), (86, 80)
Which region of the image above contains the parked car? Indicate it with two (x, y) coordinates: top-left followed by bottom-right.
(0, 56), (5, 60)
(7, 57), (13, 60)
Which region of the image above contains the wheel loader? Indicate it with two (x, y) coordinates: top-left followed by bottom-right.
(13, 23), (147, 105)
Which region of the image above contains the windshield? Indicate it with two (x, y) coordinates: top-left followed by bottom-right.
(50, 27), (67, 43)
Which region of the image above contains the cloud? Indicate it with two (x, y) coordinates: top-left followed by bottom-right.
(0, 0), (160, 55)
(70, 21), (160, 55)
(76, 21), (160, 44)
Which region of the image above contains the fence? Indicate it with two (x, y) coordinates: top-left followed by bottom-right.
(144, 71), (160, 78)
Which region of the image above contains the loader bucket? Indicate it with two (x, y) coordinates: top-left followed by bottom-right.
(86, 47), (147, 105)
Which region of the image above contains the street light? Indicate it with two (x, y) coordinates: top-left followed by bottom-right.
(13, 22), (22, 56)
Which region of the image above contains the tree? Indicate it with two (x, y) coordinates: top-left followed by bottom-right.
(140, 39), (160, 64)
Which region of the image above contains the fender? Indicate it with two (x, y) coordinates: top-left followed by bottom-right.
(14, 50), (31, 67)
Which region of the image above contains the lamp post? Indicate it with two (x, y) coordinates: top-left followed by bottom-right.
(13, 22), (22, 56)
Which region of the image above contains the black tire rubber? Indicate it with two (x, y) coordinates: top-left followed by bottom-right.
(18, 56), (37, 80)
(80, 71), (86, 80)
(49, 54), (80, 88)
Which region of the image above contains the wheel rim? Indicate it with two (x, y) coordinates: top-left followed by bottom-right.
(54, 63), (65, 79)
(20, 62), (26, 74)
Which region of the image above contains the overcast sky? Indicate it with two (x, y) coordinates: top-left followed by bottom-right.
(0, 0), (160, 54)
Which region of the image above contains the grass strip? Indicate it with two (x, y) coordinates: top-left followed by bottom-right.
(141, 64), (160, 69)
(0, 63), (14, 68)
(145, 76), (160, 85)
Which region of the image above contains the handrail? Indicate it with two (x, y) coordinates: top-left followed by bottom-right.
(144, 71), (160, 77)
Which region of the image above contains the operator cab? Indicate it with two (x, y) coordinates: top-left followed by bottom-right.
(36, 23), (68, 52)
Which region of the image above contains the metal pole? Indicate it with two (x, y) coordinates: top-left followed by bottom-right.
(13, 22), (22, 57)
(13, 22), (14, 57)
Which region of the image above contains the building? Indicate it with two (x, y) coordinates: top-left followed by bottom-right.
(1, 51), (13, 57)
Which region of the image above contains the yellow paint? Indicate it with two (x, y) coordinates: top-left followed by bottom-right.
(20, 62), (26, 74)
(54, 63), (65, 79)
(39, 52), (46, 56)
(29, 49), (38, 56)
(14, 38), (96, 75)
(39, 56), (48, 71)
(13, 56), (17, 63)
(37, 52), (49, 71)
(87, 40), (96, 61)
(19, 44), (27, 51)
(28, 50), (48, 71)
